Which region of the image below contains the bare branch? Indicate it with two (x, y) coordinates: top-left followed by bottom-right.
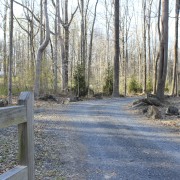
(14, 0), (40, 23)
(68, 6), (78, 27)
(14, 15), (29, 35)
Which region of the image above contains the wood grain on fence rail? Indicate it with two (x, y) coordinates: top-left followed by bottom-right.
(0, 91), (34, 180)
(0, 166), (28, 180)
(0, 106), (26, 128)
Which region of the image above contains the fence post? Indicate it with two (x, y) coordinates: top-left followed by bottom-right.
(18, 92), (34, 180)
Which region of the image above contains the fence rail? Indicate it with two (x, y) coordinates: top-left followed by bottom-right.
(0, 92), (34, 180)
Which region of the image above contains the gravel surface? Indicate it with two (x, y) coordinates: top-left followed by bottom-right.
(0, 98), (180, 180)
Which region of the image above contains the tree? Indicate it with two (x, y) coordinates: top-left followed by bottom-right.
(112, 0), (120, 97)
(87, 0), (99, 94)
(156, 0), (169, 100)
(8, 0), (14, 104)
(52, 0), (58, 93)
(79, 0), (85, 68)
(171, 0), (180, 96)
(3, 0), (8, 88)
(153, 0), (161, 94)
(14, 1), (36, 85)
(142, 0), (147, 93)
(34, 0), (50, 98)
(147, 0), (153, 80)
(60, 0), (78, 92)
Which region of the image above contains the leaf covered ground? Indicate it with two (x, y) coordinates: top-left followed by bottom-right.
(0, 96), (180, 179)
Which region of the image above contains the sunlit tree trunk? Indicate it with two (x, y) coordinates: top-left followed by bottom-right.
(87, 0), (99, 94)
(34, 0), (50, 98)
(53, 0), (58, 93)
(153, 0), (161, 94)
(143, 0), (147, 93)
(8, 0), (14, 104)
(60, 0), (77, 92)
(112, 0), (120, 97)
(147, 0), (153, 80)
(171, 0), (179, 96)
(156, 0), (169, 101)
(3, 1), (8, 88)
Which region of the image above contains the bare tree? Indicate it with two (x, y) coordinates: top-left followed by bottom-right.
(34, 0), (50, 98)
(171, 0), (180, 96)
(60, 0), (78, 92)
(142, 0), (147, 93)
(147, 0), (153, 79)
(87, 0), (99, 93)
(123, 0), (132, 96)
(105, 0), (113, 65)
(153, 0), (161, 94)
(112, 0), (120, 97)
(3, 1), (8, 87)
(8, 0), (14, 104)
(52, 0), (58, 93)
(156, 0), (169, 100)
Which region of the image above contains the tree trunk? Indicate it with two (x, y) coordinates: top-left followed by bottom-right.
(156, 0), (169, 101)
(153, 51), (160, 94)
(171, 0), (179, 96)
(147, 0), (153, 80)
(143, 0), (147, 93)
(80, 0), (85, 66)
(8, 0), (14, 104)
(55, 0), (66, 92)
(63, 0), (69, 92)
(153, 0), (161, 94)
(53, 0), (58, 93)
(60, 0), (77, 92)
(34, 0), (50, 98)
(87, 0), (99, 94)
(112, 0), (120, 97)
(3, 1), (8, 88)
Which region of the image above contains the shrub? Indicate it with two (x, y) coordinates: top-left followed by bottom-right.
(73, 64), (87, 97)
(128, 77), (142, 93)
(103, 65), (113, 96)
(146, 78), (153, 93)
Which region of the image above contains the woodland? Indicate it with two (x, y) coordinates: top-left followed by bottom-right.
(0, 0), (179, 102)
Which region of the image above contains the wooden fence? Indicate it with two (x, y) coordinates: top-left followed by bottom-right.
(0, 92), (34, 180)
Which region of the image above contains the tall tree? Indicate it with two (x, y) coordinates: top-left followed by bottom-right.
(142, 0), (147, 93)
(171, 0), (180, 96)
(79, 0), (85, 67)
(60, 0), (78, 92)
(87, 0), (99, 93)
(156, 0), (169, 100)
(52, 0), (58, 93)
(105, 0), (112, 65)
(147, 0), (153, 79)
(153, 0), (161, 94)
(112, 0), (120, 97)
(3, 0), (8, 88)
(8, 0), (14, 104)
(34, 0), (50, 98)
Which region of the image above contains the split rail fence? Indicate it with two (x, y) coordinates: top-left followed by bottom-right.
(0, 92), (34, 180)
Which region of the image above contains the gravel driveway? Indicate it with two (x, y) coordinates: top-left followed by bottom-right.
(1, 97), (180, 180)
(35, 97), (180, 180)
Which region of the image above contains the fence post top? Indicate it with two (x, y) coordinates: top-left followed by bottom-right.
(18, 92), (33, 101)
(18, 92), (34, 107)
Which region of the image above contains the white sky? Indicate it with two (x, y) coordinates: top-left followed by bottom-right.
(0, 0), (178, 47)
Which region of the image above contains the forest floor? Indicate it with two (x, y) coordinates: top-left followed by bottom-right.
(131, 96), (180, 129)
(0, 96), (180, 179)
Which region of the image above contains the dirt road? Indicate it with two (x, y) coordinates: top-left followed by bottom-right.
(35, 98), (180, 179)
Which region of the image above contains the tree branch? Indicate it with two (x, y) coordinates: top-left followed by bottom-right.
(68, 6), (78, 27)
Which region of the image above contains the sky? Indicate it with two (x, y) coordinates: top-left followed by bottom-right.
(0, 0), (178, 47)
